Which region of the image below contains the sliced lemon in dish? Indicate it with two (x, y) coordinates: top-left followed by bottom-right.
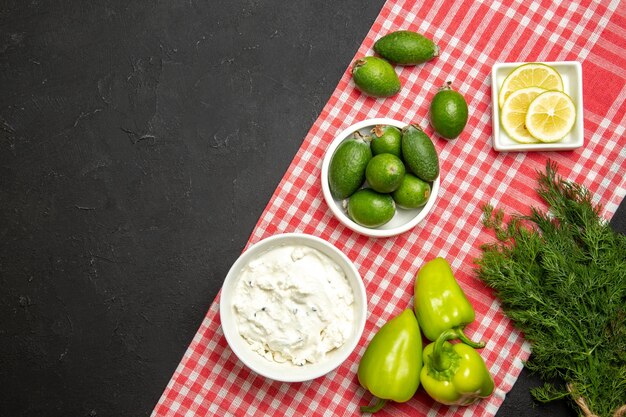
(525, 90), (576, 142)
(498, 63), (563, 108)
(500, 86), (546, 143)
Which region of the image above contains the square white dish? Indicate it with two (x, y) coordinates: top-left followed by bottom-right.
(491, 61), (584, 152)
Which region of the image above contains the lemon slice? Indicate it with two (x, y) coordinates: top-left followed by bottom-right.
(498, 63), (563, 108)
(500, 86), (546, 143)
(525, 91), (576, 142)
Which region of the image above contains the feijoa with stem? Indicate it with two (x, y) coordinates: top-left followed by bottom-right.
(370, 125), (402, 157)
(351, 56), (401, 98)
(429, 81), (468, 140)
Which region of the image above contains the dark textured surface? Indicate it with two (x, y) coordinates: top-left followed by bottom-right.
(0, 1), (624, 416)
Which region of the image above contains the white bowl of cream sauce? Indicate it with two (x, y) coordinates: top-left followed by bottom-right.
(220, 233), (367, 382)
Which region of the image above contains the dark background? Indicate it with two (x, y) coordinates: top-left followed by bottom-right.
(1, 1), (623, 416)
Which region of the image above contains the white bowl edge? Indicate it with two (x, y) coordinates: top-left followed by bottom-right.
(320, 118), (440, 238)
(219, 233), (368, 383)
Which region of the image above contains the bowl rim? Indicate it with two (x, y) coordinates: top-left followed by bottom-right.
(490, 60), (584, 152)
(219, 232), (368, 382)
(320, 117), (440, 238)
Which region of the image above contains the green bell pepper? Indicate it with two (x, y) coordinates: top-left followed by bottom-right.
(414, 257), (484, 346)
(358, 309), (423, 413)
(421, 328), (495, 405)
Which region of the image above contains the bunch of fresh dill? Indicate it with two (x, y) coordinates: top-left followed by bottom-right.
(476, 162), (626, 417)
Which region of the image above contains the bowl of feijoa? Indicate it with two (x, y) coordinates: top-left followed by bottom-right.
(320, 118), (440, 238)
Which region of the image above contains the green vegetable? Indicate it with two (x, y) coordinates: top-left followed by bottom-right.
(421, 329), (495, 406)
(476, 162), (626, 417)
(347, 188), (396, 228)
(392, 173), (431, 209)
(374, 30), (439, 65)
(429, 81), (468, 140)
(370, 125), (402, 157)
(328, 133), (372, 199)
(401, 124), (439, 182)
(414, 257), (485, 346)
(351, 56), (401, 98)
(365, 153), (406, 193)
(358, 309), (423, 413)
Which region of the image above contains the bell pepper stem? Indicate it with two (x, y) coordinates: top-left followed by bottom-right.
(453, 326), (486, 349)
(360, 397), (387, 414)
(432, 332), (451, 371)
(432, 327), (485, 371)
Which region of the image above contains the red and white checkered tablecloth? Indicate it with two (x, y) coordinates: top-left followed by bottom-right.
(153, 1), (626, 416)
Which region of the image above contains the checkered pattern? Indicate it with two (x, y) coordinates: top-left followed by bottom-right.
(153, 1), (626, 416)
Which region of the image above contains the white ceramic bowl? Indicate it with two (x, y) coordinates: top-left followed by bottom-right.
(491, 61), (584, 152)
(321, 118), (440, 238)
(219, 233), (367, 382)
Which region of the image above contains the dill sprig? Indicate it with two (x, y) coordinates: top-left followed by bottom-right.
(475, 161), (626, 417)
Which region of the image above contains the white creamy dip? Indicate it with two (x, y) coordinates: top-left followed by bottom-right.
(232, 244), (355, 366)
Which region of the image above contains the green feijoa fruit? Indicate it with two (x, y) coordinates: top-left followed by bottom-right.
(365, 153), (405, 193)
(351, 56), (401, 98)
(429, 82), (469, 139)
(392, 173), (431, 209)
(347, 188), (396, 228)
(328, 134), (373, 200)
(374, 30), (439, 65)
(401, 124), (439, 182)
(370, 125), (402, 157)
